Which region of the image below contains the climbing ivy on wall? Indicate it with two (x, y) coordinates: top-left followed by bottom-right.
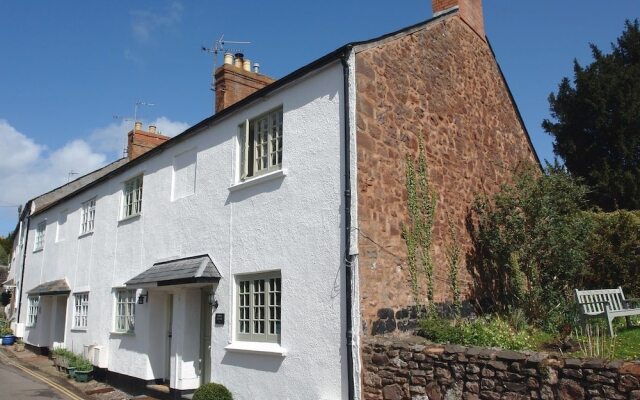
(402, 139), (437, 315)
(447, 220), (462, 317)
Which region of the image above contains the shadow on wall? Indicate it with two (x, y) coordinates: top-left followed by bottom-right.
(464, 206), (505, 314)
(220, 351), (284, 373)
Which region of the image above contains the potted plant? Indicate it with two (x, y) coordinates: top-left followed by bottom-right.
(0, 326), (14, 346)
(66, 352), (79, 378)
(73, 357), (93, 383)
(14, 339), (25, 352)
(52, 348), (68, 371)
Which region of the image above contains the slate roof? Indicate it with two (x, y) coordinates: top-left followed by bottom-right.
(125, 254), (221, 288)
(31, 158), (128, 214)
(27, 279), (71, 295)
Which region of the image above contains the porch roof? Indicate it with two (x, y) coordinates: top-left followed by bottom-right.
(27, 279), (71, 295)
(125, 254), (221, 288)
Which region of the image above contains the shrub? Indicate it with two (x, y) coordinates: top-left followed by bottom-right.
(73, 357), (93, 372)
(419, 315), (535, 351)
(582, 210), (640, 297)
(192, 383), (233, 400)
(473, 163), (592, 331)
(0, 325), (13, 336)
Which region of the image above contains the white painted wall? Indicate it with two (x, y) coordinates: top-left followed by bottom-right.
(18, 61), (348, 399)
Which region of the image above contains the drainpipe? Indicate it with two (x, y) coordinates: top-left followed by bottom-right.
(341, 47), (355, 400)
(16, 210), (31, 322)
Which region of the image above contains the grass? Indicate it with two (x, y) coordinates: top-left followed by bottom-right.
(612, 326), (640, 360)
(418, 314), (639, 361)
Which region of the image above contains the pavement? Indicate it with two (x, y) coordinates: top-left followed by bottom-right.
(0, 344), (151, 400)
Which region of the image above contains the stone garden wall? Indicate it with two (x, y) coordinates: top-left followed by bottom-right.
(362, 337), (640, 400)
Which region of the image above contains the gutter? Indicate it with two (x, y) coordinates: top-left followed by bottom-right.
(16, 210), (31, 322)
(341, 47), (355, 400)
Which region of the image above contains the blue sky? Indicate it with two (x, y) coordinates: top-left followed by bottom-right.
(0, 1), (637, 235)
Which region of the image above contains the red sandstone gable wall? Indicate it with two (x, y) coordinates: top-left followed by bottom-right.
(355, 14), (538, 336)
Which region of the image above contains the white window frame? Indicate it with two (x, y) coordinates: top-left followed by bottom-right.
(27, 296), (40, 327)
(34, 221), (46, 251)
(73, 292), (89, 329)
(239, 107), (283, 180)
(236, 271), (281, 343)
(80, 198), (96, 235)
(114, 289), (136, 333)
(121, 175), (143, 219)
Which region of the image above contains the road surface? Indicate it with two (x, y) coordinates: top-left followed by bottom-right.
(0, 353), (66, 399)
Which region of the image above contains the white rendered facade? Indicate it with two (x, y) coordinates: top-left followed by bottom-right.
(16, 61), (355, 399)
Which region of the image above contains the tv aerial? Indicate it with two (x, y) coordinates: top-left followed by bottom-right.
(202, 34), (251, 91)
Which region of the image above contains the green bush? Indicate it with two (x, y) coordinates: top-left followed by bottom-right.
(419, 315), (536, 351)
(192, 383), (233, 400)
(73, 356), (93, 372)
(582, 210), (640, 297)
(0, 325), (12, 336)
(473, 163), (592, 331)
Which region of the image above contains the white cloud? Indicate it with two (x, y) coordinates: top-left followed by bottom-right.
(152, 116), (189, 137)
(0, 116), (189, 211)
(130, 2), (183, 43)
(0, 120), (44, 171)
(0, 124), (106, 209)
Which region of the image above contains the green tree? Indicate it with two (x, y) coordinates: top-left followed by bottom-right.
(543, 20), (640, 211)
(0, 232), (15, 265)
(473, 163), (592, 331)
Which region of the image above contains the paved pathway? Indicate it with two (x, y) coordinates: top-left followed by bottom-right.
(0, 354), (66, 399)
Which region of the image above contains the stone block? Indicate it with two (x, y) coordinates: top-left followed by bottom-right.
(382, 384), (404, 400)
(557, 379), (585, 400)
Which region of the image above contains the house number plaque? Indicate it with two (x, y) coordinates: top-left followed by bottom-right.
(215, 313), (225, 325)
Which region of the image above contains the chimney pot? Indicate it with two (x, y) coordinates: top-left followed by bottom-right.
(134, 121), (143, 131)
(224, 52), (233, 65)
(214, 58), (275, 113)
(148, 125), (157, 134)
(234, 53), (244, 68)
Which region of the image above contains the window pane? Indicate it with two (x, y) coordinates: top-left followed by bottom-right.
(115, 289), (135, 332)
(269, 278), (281, 335)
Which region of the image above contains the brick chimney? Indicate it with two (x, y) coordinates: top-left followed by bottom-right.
(433, 0), (485, 40)
(214, 53), (275, 113)
(127, 122), (170, 160)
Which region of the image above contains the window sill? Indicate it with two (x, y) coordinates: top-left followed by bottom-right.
(32, 248), (43, 253)
(224, 341), (287, 356)
(228, 169), (286, 193)
(78, 231), (94, 239)
(109, 331), (135, 336)
(118, 213), (141, 224)
(71, 328), (87, 332)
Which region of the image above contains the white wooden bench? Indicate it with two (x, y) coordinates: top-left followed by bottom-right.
(575, 287), (640, 336)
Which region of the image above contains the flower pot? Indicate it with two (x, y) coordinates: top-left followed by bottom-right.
(74, 370), (92, 383)
(67, 367), (77, 379)
(14, 342), (25, 352)
(1, 335), (15, 346)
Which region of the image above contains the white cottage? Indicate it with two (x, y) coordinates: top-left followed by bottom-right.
(10, 49), (358, 400)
